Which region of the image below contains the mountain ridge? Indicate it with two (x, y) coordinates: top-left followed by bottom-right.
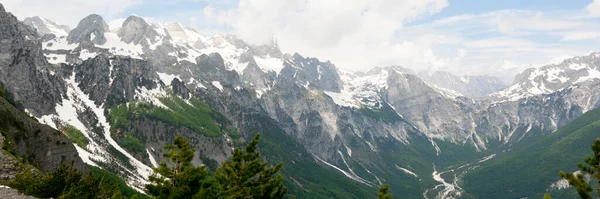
(2, 7), (600, 198)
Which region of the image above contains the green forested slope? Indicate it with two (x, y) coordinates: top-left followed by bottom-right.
(462, 107), (600, 198)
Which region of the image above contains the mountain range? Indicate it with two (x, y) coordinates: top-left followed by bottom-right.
(0, 3), (599, 198)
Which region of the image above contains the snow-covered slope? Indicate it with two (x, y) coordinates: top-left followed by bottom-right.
(419, 71), (507, 98)
(491, 52), (600, 101)
(23, 16), (70, 36)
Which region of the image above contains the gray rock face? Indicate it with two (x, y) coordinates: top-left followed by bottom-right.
(67, 14), (109, 45)
(0, 5), (65, 116)
(0, 96), (87, 174)
(277, 53), (343, 92)
(23, 16), (70, 36)
(118, 15), (161, 45)
(0, 135), (18, 182)
(0, 187), (36, 199)
(194, 53), (241, 86)
(383, 70), (480, 146)
(492, 52), (600, 100)
(419, 71), (507, 97)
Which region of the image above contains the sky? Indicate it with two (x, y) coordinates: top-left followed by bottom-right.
(3, 0), (600, 82)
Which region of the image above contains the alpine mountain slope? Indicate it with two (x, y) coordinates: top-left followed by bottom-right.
(1, 3), (600, 198)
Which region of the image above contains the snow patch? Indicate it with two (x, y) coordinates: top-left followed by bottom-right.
(135, 85), (169, 109)
(324, 90), (358, 108)
(43, 37), (77, 51)
(212, 81), (224, 92)
(254, 56), (284, 74)
(569, 63), (587, 70)
(546, 68), (568, 83)
(74, 145), (99, 167)
(97, 32), (144, 59)
(146, 148), (159, 167)
(575, 68), (600, 83)
(45, 53), (66, 64)
(79, 49), (98, 60)
(156, 72), (180, 85)
(477, 154), (496, 163)
(395, 165), (418, 177)
(313, 155), (373, 187)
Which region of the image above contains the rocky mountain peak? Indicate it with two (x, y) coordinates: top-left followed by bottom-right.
(23, 16), (70, 36)
(67, 14), (109, 45)
(118, 15), (161, 45)
(493, 52), (600, 101)
(418, 71), (507, 97)
(279, 53), (343, 92)
(161, 22), (204, 44)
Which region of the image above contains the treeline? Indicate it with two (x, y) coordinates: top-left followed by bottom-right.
(553, 138), (600, 199)
(7, 132), (393, 198)
(8, 164), (143, 199)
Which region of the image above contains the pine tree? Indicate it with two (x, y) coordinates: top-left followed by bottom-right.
(378, 184), (392, 199)
(145, 134), (218, 198)
(146, 133), (290, 198)
(559, 138), (600, 199)
(214, 133), (288, 198)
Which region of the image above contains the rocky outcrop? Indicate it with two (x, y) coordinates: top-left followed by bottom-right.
(277, 53), (343, 92)
(0, 187), (36, 199)
(67, 14), (109, 45)
(117, 15), (162, 46)
(0, 3), (65, 116)
(0, 96), (87, 173)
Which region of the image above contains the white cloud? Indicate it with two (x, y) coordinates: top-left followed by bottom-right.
(2, 0), (142, 27)
(201, 0), (450, 72)
(465, 37), (536, 49)
(586, 0), (600, 17)
(561, 31), (600, 41)
(494, 12), (580, 33)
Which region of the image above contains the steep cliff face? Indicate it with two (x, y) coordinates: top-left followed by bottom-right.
(0, 5), (65, 116)
(0, 96), (86, 174)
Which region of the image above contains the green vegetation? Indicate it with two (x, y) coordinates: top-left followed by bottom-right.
(358, 103), (403, 123)
(146, 133), (289, 198)
(558, 138), (600, 199)
(60, 124), (88, 148)
(88, 165), (149, 199)
(0, 84), (5, 98)
(1, 130), (16, 155)
(463, 107), (600, 198)
(241, 113), (375, 198)
(108, 96), (223, 137)
(8, 162), (142, 199)
(225, 128), (242, 139)
(378, 184), (392, 199)
(117, 135), (145, 154)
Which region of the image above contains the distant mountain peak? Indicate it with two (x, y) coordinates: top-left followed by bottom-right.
(67, 14), (109, 45)
(118, 15), (163, 45)
(492, 52), (600, 101)
(23, 16), (70, 36)
(418, 71), (507, 98)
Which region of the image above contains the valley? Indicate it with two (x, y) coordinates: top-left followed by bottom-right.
(0, 2), (599, 198)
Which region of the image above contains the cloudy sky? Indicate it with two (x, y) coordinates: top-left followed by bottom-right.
(3, 0), (600, 82)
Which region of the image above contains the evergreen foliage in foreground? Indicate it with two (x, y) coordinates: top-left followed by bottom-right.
(145, 133), (289, 198)
(378, 184), (392, 199)
(559, 138), (600, 199)
(8, 162), (140, 199)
